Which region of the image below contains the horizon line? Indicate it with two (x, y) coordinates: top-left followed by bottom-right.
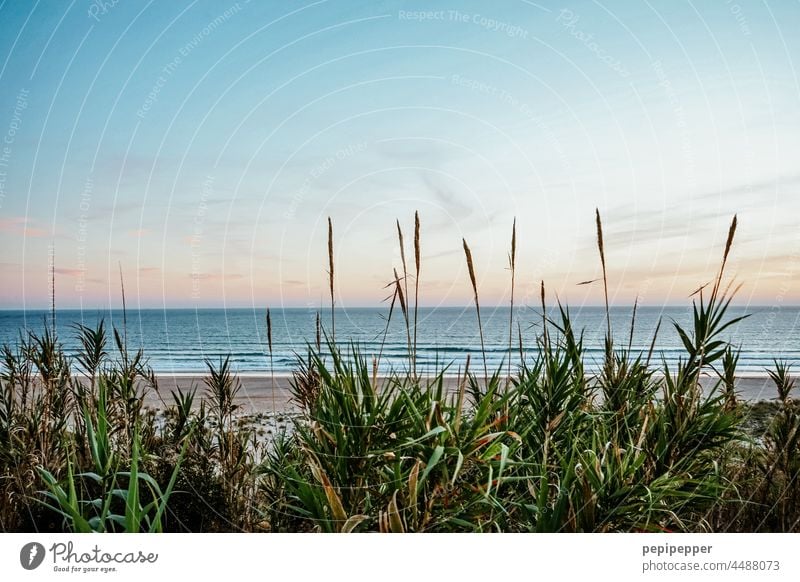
(1, 303), (797, 312)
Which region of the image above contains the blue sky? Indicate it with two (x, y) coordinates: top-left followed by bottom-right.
(0, 0), (798, 309)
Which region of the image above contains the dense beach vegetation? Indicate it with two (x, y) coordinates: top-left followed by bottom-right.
(1, 213), (799, 532)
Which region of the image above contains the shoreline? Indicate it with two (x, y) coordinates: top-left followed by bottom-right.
(141, 373), (784, 413)
(150, 371), (785, 380)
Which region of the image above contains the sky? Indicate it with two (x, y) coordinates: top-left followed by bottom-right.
(0, 0), (798, 310)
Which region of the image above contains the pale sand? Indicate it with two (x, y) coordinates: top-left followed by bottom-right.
(143, 374), (782, 414)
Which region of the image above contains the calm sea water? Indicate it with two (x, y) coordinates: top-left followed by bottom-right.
(0, 306), (798, 376)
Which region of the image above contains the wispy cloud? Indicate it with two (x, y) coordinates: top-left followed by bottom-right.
(418, 174), (475, 224)
(695, 172), (800, 202)
(602, 208), (725, 246)
(54, 268), (84, 277)
(0, 217), (48, 237)
(190, 273), (245, 281)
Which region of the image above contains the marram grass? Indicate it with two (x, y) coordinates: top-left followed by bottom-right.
(1, 212), (799, 532)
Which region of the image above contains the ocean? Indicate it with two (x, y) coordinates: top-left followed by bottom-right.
(0, 306), (798, 377)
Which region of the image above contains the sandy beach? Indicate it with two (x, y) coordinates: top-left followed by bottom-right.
(142, 373), (782, 414)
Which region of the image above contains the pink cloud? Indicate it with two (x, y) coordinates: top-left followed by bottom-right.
(0, 217), (48, 237)
(54, 268), (84, 277)
(191, 273), (245, 281)
(0, 217), (25, 229)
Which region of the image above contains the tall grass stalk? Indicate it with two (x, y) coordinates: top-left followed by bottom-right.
(595, 208), (611, 340)
(395, 222), (413, 363)
(396, 219), (410, 328)
(118, 262), (128, 349)
(413, 211), (421, 377)
(377, 280), (399, 366)
(315, 311), (321, 351)
(539, 280), (549, 356)
(508, 218), (516, 381)
(327, 217), (335, 341)
(393, 268), (412, 362)
(462, 238), (487, 381)
(714, 215), (738, 297)
(50, 246), (56, 331)
(267, 308), (275, 412)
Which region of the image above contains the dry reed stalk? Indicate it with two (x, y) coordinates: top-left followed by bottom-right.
(713, 215), (738, 297)
(328, 217), (335, 340)
(462, 239), (488, 381)
(396, 220), (409, 313)
(540, 280), (549, 351)
(118, 262), (127, 348)
(266, 308), (273, 354)
(695, 215), (739, 382)
(413, 211), (421, 377)
(646, 318), (661, 366)
(508, 218), (516, 380)
(393, 269), (407, 320)
(377, 283), (398, 367)
(267, 308), (275, 411)
(396, 222), (412, 364)
(315, 311), (321, 351)
(595, 209), (611, 338)
(393, 268), (412, 362)
(50, 245), (56, 331)
(628, 297), (638, 353)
